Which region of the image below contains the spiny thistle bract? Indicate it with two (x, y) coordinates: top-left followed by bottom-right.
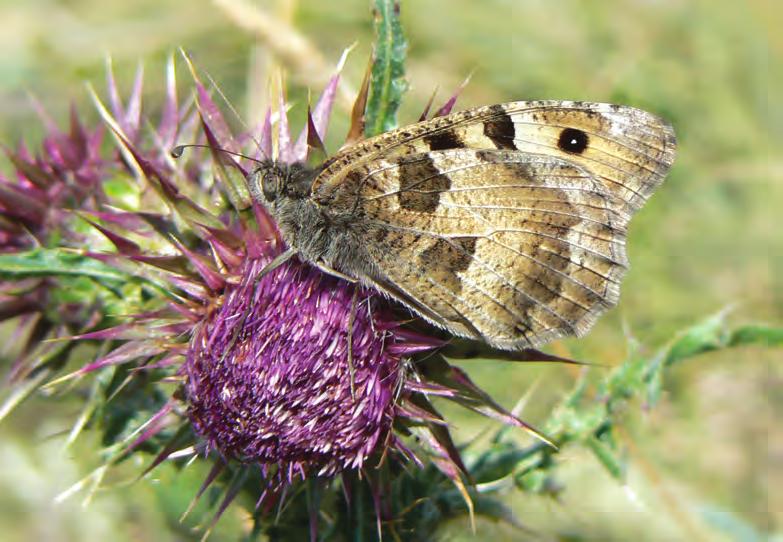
(0, 52), (560, 538)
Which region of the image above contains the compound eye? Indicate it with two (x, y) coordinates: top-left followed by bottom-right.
(262, 172), (279, 202)
(246, 168), (265, 204)
(246, 166), (281, 203)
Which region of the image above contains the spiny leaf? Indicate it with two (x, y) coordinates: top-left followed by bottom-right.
(365, 0), (408, 137)
(0, 248), (171, 300)
(643, 312), (782, 405)
(0, 248), (131, 282)
(660, 309), (732, 368)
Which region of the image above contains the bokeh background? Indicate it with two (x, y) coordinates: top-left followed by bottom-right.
(0, 0), (777, 540)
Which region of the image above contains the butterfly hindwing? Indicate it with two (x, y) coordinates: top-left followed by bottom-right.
(323, 149), (625, 348)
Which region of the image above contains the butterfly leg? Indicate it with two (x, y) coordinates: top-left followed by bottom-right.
(313, 261), (358, 283)
(346, 287), (359, 399)
(256, 247), (298, 279)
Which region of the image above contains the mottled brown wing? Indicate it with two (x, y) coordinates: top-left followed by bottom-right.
(315, 101), (676, 212)
(312, 101), (676, 349)
(330, 149), (628, 349)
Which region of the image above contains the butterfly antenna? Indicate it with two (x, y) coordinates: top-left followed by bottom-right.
(170, 144), (265, 165)
(204, 70), (264, 153)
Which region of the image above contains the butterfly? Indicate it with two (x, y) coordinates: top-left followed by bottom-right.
(246, 101), (677, 351)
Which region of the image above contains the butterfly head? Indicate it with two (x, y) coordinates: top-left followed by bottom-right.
(169, 144), (302, 204)
(247, 162), (320, 204)
(246, 162), (285, 203)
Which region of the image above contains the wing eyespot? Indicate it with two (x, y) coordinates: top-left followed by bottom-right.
(557, 128), (589, 154)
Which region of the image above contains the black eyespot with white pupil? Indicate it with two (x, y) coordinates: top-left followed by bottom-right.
(557, 128), (589, 154)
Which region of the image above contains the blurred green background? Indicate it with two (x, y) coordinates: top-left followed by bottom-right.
(0, 0), (777, 540)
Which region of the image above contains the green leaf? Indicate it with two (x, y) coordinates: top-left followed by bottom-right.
(0, 248), (172, 299)
(728, 324), (783, 347)
(602, 352), (647, 402)
(0, 248), (129, 282)
(586, 435), (625, 481)
(644, 312), (782, 405)
(661, 310), (731, 368)
(468, 443), (542, 484)
(365, 0), (408, 137)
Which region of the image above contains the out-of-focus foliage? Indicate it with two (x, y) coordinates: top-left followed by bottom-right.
(0, 0), (777, 541)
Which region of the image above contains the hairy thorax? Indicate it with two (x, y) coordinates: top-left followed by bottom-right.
(270, 194), (375, 281)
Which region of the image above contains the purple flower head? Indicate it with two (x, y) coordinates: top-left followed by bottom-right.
(171, 58), (555, 495)
(0, 105), (105, 251)
(0, 57), (202, 383)
(178, 50), (433, 482)
(187, 257), (405, 479)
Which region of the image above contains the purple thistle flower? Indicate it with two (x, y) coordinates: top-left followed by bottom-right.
(3, 51), (570, 535)
(0, 105), (105, 251)
(186, 257), (406, 479)
(0, 56), (203, 385)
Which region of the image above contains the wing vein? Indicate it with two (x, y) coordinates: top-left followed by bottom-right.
(369, 220), (626, 266)
(438, 201), (627, 228)
(381, 249), (542, 340)
(376, 225), (595, 329)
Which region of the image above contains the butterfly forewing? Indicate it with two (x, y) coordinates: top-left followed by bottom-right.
(309, 101), (676, 349)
